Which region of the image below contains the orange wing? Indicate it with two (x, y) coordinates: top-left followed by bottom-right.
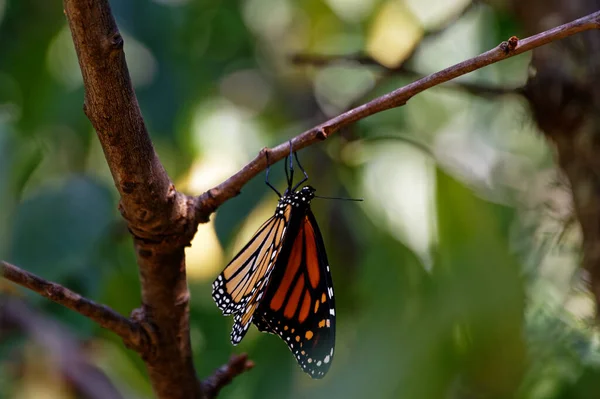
(254, 210), (335, 379)
(212, 204), (291, 344)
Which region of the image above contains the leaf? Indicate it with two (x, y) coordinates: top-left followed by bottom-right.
(9, 176), (115, 293)
(434, 169), (526, 397)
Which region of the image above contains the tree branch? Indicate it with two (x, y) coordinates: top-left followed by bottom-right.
(63, 0), (201, 397)
(1, 260), (144, 349)
(0, 297), (125, 399)
(194, 11), (600, 222)
(291, 54), (524, 99)
(201, 354), (255, 399)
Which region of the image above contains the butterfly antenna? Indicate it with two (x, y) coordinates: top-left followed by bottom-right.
(314, 195), (363, 202)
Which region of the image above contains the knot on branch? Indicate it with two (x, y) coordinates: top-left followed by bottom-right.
(103, 31), (124, 53)
(119, 190), (201, 249)
(316, 128), (328, 140)
(500, 36), (520, 54)
(130, 306), (160, 360)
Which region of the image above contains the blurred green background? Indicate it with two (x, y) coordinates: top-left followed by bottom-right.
(1, 0), (598, 398)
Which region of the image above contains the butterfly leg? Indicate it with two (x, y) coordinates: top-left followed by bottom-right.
(291, 150), (309, 191)
(284, 154), (291, 190)
(265, 151), (282, 197)
(287, 140), (295, 191)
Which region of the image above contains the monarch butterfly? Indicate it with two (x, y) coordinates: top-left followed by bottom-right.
(212, 146), (338, 378)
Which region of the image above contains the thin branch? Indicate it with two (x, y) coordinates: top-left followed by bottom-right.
(291, 55), (524, 99)
(1, 298), (124, 399)
(201, 354), (255, 399)
(194, 11), (600, 222)
(0, 261), (144, 349)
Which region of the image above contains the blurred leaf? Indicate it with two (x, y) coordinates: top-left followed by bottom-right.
(9, 176), (115, 295)
(366, 0), (423, 68)
(435, 169), (526, 398)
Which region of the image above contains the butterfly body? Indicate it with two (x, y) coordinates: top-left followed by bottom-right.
(212, 182), (336, 379)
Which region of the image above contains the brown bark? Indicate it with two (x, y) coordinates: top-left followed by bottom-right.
(63, 1), (201, 397)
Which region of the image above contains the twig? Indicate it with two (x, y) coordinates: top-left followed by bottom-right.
(291, 55), (523, 98)
(202, 354), (255, 399)
(1, 297), (124, 399)
(0, 261), (145, 350)
(194, 11), (600, 222)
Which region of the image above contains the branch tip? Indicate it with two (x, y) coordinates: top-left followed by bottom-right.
(203, 353), (255, 398)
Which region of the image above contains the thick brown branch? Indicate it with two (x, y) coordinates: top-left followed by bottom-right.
(1, 260), (144, 349)
(63, 0), (194, 244)
(194, 10), (600, 222)
(201, 354), (255, 399)
(63, 0), (201, 398)
(1, 298), (124, 399)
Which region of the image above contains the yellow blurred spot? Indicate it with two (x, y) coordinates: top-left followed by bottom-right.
(182, 156), (240, 195)
(229, 197), (279, 253)
(305, 330), (314, 340)
(185, 219), (224, 281)
(179, 161), (224, 282)
(15, 344), (72, 399)
(366, 1), (423, 68)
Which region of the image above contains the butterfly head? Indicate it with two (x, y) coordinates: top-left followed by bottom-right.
(281, 185), (316, 207)
(298, 185), (316, 198)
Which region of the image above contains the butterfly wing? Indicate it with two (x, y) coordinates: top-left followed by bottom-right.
(254, 209), (336, 379)
(212, 203), (291, 344)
